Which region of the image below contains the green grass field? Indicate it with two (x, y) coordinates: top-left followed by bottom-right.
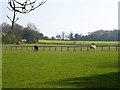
(2, 50), (119, 88)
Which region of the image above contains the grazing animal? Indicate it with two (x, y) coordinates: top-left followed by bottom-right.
(34, 45), (39, 51)
(90, 43), (96, 50)
(16, 41), (20, 45)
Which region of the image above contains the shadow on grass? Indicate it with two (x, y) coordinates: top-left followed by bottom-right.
(50, 72), (119, 88)
(1, 72), (119, 90)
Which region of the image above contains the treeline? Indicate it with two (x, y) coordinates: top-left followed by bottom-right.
(1, 23), (46, 44)
(73, 30), (119, 41)
(55, 30), (119, 41)
(1, 22), (119, 44)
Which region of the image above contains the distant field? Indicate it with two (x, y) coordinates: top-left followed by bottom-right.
(2, 50), (119, 88)
(2, 40), (119, 46)
(38, 40), (119, 46)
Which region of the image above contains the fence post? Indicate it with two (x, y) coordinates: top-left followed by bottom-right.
(43, 46), (45, 51)
(67, 46), (69, 51)
(6, 46), (7, 50)
(80, 47), (82, 51)
(116, 46), (118, 51)
(32, 46), (33, 50)
(74, 46), (75, 51)
(101, 46), (103, 51)
(11, 46), (12, 50)
(26, 46), (28, 50)
(49, 46), (50, 51)
(108, 46), (110, 51)
(55, 46), (56, 51)
(117, 46), (118, 51)
(16, 46), (17, 50)
(61, 46), (62, 51)
(87, 46), (89, 51)
(21, 46), (23, 51)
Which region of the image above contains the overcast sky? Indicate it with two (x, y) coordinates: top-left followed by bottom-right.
(0, 0), (119, 37)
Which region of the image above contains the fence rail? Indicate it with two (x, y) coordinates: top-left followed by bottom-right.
(2, 45), (120, 51)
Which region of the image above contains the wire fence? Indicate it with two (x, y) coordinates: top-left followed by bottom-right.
(2, 45), (120, 51)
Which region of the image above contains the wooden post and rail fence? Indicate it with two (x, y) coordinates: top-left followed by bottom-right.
(1, 45), (120, 51)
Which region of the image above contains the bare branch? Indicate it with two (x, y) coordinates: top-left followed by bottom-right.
(8, 0), (47, 14)
(24, 0), (47, 12)
(7, 0), (47, 29)
(15, 13), (17, 17)
(15, 18), (19, 23)
(13, 0), (24, 6)
(7, 7), (14, 11)
(23, 0), (37, 5)
(8, 0), (14, 10)
(6, 15), (12, 22)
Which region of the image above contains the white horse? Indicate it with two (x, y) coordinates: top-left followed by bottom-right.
(90, 43), (96, 50)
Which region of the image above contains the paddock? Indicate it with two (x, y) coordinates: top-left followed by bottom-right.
(2, 50), (119, 88)
(2, 42), (119, 88)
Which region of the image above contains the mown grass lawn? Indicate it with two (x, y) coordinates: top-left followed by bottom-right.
(2, 50), (119, 88)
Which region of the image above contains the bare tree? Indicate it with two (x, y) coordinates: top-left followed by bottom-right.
(7, 0), (47, 29)
(61, 32), (65, 40)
